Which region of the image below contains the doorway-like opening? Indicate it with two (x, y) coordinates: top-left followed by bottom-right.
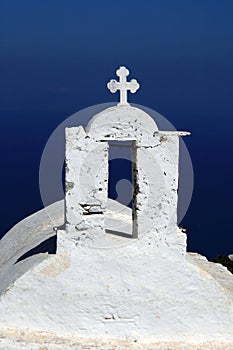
(106, 140), (137, 238)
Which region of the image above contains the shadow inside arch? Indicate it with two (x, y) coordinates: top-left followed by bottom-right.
(106, 229), (133, 239)
(15, 235), (57, 264)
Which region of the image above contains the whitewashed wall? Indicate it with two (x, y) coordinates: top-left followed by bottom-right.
(1, 105), (233, 349)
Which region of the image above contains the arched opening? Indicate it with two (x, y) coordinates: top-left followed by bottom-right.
(106, 140), (138, 238)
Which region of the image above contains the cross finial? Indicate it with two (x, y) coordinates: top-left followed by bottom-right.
(107, 66), (140, 106)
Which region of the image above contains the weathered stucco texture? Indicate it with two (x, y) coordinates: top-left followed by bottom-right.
(65, 105), (185, 250)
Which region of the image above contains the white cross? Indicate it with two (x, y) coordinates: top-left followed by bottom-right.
(107, 66), (140, 105)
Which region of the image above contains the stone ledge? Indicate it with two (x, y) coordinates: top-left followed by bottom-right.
(1, 330), (233, 350)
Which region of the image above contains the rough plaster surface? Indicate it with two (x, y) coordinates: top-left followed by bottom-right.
(1, 104), (233, 349)
(0, 199), (233, 348)
(65, 105), (186, 250)
(1, 330), (233, 350)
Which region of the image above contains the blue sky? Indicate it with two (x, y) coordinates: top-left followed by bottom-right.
(0, 0), (233, 258)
